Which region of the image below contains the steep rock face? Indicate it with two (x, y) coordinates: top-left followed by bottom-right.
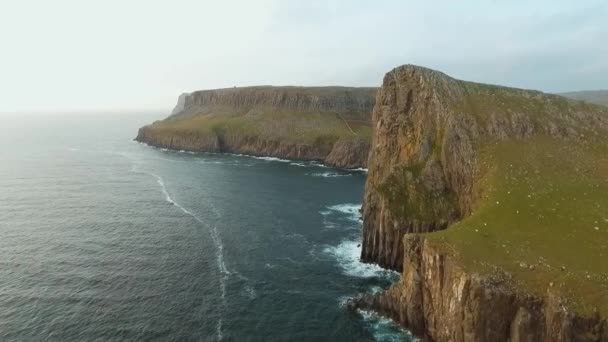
(171, 93), (190, 115)
(356, 236), (608, 342)
(324, 137), (370, 169)
(361, 65), (608, 271)
(137, 86), (377, 168)
(358, 64), (608, 340)
(174, 86), (376, 120)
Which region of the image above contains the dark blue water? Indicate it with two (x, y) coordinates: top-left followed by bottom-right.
(0, 113), (414, 341)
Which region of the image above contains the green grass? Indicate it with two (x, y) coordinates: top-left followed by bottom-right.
(456, 81), (604, 128)
(378, 162), (457, 222)
(429, 136), (608, 316)
(146, 108), (371, 147)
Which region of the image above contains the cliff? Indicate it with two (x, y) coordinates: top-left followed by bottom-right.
(356, 65), (608, 341)
(136, 86), (376, 168)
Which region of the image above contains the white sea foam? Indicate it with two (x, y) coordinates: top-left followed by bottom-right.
(346, 167), (368, 172)
(338, 295), (353, 307)
(358, 309), (417, 342)
(327, 203), (361, 222)
(310, 162), (330, 168)
(323, 240), (396, 278)
(309, 172), (352, 178)
(251, 156), (291, 162)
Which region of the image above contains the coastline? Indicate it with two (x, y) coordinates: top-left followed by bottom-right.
(133, 139), (369, 173)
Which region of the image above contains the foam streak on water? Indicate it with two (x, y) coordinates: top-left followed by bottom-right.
(138, 168), (229, 341)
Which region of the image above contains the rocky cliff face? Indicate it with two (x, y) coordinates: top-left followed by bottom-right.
(361, 65), (608, 271)
(171, 93), (190, 115)
(137, 86), (376, 168)
(357, 64), (608, 340)
(174, 86), (376, 120)
(356, 236), (608, 341)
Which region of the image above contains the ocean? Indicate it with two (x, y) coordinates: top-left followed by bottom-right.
(0, 112), (413, 341)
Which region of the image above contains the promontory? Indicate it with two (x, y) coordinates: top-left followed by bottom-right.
(135, 86), (377, 169)
(354, 64), (608, 341)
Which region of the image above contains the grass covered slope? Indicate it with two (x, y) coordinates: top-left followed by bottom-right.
(561, 90), (608, 107)
(431, 137), (608, 315)
(136, 86), (376, 168)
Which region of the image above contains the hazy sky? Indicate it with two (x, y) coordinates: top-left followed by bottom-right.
(1, 0), (606, 112)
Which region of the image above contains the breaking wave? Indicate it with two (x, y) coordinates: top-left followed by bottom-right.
(308, 172), (352, 178)
(326, 203), (361, 222)
(323, 240), (395, 278)
(358, 309), (417, 342)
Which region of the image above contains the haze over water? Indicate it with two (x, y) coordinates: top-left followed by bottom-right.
(0, 113), (413, 341)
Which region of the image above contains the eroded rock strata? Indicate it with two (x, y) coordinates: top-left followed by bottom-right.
(136, 86), (377, 168)
(358, 65), (608, 341)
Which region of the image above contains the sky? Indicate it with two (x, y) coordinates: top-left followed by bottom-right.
(0, 0), (606, 113)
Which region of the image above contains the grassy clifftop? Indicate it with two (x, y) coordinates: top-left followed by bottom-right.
(432, 137), (608, 315)
(360, 64), (608, 338)
(136, 86), (377, 168)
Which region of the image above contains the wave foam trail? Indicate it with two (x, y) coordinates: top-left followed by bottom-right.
(252, 156), (291, 162)
(323, 240), (396, 278)
(309, 172), (352, 178)
(134, 167), (228, 341)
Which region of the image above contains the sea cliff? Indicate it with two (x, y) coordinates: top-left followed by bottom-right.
(136, 86), (376, 168)
(356, 65), (608, 341)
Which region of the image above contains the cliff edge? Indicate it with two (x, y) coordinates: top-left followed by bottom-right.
(357, 65), (608, 341)
(136, 86), (377, 168)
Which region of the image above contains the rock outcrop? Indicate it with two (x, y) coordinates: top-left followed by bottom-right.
(136, 86), (377, 168)
(356, 236), (608, 341)
(171, 92), (190, 115)
(357, 64), (608, 340)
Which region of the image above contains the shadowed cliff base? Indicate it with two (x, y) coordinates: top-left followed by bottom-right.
(136, 86), (377, 169)
(356, 64), (608, 341)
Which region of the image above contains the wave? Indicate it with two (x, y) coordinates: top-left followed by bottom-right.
(323, 240), (395, 278)
(309, 172), (352, 178)
(326, 203), (361, 222)
(250, 156), (291, 163)
(357, 309), (416, 342)
(346, 167), (368, 172)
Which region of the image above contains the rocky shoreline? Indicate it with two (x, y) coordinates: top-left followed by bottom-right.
(135, 126), (370, 169)
(134, 138), (370, 171)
